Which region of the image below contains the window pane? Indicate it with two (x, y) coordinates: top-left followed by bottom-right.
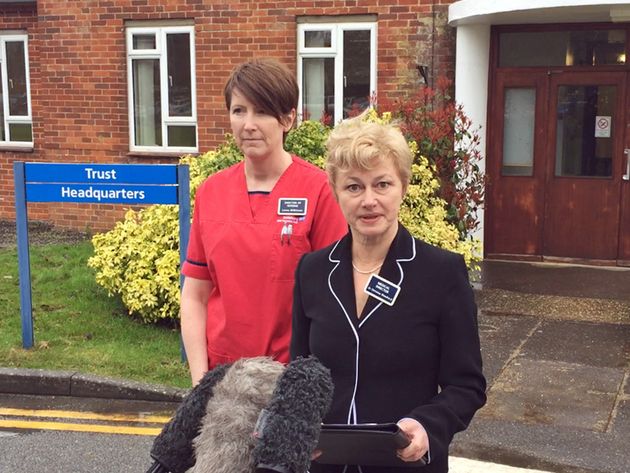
(500, 30), (626, 67)
(302, 57), (334, 123)
(502, 88), (535, 176)
(555, 85), (616, 177)
(343, 30), (371, 119)
(6, 41), (28, 116)
(132, 58), (162, 146)
(167, 33), (192, 117)
(305, 30), (331, 48)
(9, 123), (32, 142)
(167, 125), (196, 147)
(133, 34), (156, 50)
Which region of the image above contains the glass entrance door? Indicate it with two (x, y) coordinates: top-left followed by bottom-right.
(485, 71), (547, 257)
(543, 73), (627, 260)
(487, 25), (629, 263)
(617, 73), (630, 263)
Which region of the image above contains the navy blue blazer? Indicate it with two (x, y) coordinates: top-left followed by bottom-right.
(291, 224), (486, 473)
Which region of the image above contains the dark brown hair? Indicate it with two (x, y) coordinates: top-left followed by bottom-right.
(223, 58), (299, 123)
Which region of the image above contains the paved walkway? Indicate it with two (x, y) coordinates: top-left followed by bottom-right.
(452, 260), (630, 473)
(451, 457), (552, 473)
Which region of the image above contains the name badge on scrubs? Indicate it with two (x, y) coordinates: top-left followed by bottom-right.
(364, 274), (401, 306)
(278, 198), (308, 216)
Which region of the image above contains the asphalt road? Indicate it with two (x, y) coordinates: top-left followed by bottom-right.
(0, 393), (177, 472)
(0, 393), (554, 473)
(0, 430), (554, 473)
(0, 429), (155, 472)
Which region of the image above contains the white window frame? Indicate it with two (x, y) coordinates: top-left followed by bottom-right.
(126, 25), (198, 154)
(0, 33), (33, 148)
(297, 22), (377, 125)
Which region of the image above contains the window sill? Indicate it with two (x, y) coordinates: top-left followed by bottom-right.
(127, 150), (195, 159)
(0, 145), (34, 153)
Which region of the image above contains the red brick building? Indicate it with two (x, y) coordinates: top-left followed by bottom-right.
(3, 0), (630, 263)
(0, 0), (454, 231)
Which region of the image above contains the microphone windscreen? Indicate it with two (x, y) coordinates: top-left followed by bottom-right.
(149, 363), (231, 473)
(252, 356), (334, 473)
(188, 357), (285, 473)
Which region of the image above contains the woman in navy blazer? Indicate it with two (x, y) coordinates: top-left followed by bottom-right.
(290, 117), (486, 473)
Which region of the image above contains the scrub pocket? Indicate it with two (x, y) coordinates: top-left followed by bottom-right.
(270, 233), (309, 281)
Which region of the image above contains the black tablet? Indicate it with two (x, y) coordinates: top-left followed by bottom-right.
(315, 423), (426, 468)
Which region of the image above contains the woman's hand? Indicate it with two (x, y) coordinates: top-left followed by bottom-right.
(396, 418), (429, 463)
(310, 449), (322, 461)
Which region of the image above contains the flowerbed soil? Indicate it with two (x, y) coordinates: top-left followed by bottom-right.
(0, 219), (91, 249)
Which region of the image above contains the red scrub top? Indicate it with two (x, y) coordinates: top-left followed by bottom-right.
(182, 155), (347, 368)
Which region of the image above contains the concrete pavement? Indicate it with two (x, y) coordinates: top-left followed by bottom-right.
(450, 457), (554, 473)
(451, 260), (630, 473)
(1, 259), (629, 472)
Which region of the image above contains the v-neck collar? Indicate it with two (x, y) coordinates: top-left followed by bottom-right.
(328, 224), (417, 327)
(236, 155), (296, 223)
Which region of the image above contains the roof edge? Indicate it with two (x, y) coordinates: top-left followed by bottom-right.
(449, 0), (630, 26)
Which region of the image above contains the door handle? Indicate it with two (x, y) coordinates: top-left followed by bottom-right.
(624, 149), (630, 181)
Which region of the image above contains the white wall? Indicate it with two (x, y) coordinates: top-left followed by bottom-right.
(453, 24), (491, 247)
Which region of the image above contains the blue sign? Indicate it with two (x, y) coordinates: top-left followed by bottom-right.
(26, 183), (178, 204)
(13, 162), (190, 350)
(25, 163), (178, 184)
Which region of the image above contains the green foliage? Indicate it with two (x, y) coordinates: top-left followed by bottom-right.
(381, 77), (485, 240)
(360, 110), (480, 268)
(400, 159), (479, 269)
(89, 116), (479, 324)
(88, 140), (243, 325)
(89, 205), (181, 324)
(182, 136), (243, 201)
(284, 120), (330, 167)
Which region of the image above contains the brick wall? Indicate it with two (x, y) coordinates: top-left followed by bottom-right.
(0, 0), (456, 231)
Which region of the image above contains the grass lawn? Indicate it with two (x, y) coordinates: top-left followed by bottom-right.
(0, 240), (190, 389)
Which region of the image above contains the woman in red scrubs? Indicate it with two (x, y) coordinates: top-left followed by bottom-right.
(181, 59), (347, 386)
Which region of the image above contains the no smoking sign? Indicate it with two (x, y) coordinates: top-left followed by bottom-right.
(595, 115), (611, 138)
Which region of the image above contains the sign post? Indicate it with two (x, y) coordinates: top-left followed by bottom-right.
(13, 162), (190, 349)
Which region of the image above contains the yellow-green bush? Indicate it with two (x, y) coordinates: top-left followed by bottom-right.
(89, 205), (180, 323)
(87, 140), (242, 324)
(89, 117), (479, 324)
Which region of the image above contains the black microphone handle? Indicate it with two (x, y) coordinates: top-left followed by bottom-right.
(145, 459), (169, 473)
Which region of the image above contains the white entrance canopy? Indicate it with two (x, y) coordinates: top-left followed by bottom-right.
(449, 0), (630, 26)
(447, 0), (630, 247)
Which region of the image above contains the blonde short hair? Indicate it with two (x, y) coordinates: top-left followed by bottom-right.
(325, 117), (412, 189)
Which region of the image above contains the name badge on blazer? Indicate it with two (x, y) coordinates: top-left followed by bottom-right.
(278, 198), (308, 216)
(364, 274), (401, 306)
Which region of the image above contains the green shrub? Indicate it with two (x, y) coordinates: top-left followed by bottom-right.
(87, 140), (242, 324)
(89, 205), (180, 324)
(89, 117), (479, 324)
(382, 77), (485, 240)
(284, 119), (329, 167)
